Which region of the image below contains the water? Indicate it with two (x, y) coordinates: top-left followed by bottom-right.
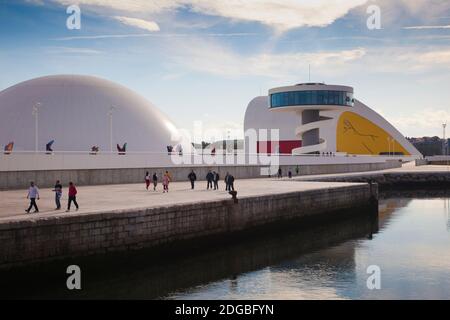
(1, 192), (450, 299)
(166, 194), (450, 300)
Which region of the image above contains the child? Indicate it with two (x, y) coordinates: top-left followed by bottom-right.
(163, 171), (170, 193)
(145, 171), (151, 190)
(152, 172), (158, 191)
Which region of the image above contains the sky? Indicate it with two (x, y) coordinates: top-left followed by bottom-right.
(0, 0), (450, 139)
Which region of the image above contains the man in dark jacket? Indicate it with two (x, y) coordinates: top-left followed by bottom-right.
(228, 174), (235, 191)
(188, 170), (197, 189)
(206, 170), (214, 190)
(213, 171), (220, 190)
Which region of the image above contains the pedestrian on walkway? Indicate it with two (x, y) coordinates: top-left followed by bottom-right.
(277, 168), (282, 179)
(206, 170), (214, 190)
(152, 172), (158, 191)
(213, 171), (220, 190)
(145, 171), (151, 190)
(25, 181), (39, 213)
(53, 180), (63, 210)
(228, 174), (235, 191)
(288, 170), (292, 179)
(163, 171), (171, 193)
(188, 170), (197, 189)
(66, 182), (79, 212)
(224, 172), (230, 191)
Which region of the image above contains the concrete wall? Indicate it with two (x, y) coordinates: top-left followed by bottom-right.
(0, 161), (401, 190)
(0, 184), (374, 269)
(415, 159), (428, 166)
(302, 171), (450, 188)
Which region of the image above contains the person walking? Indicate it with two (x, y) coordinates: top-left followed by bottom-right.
(295, 166), (299, 176)
(213, 171), (220, 190)
(66, 182), (79, 212)
(163, 171), (170, 193)
(288, 170), (292, 179)
(152, 172), (158, 191)
(145, 171), (151, 190)
(206, 170), (214, 190)
(277, 168), (282, 179)
(228, 174), (235, 191)
(224, 172), (230, 191)
(25, 181), (40, 213)
(188, 170), (197, 190)
(53, 180), (63, 210)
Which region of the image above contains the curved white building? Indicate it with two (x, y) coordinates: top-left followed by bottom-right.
(245, 83), (421, 157)
(0, 75), (187, 153)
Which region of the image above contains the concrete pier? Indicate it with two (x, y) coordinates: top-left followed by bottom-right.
(296, 165), (450, 188)
(0, 178), (374, 269)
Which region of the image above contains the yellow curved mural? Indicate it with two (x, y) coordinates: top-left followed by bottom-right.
(336, 112), (410, 155)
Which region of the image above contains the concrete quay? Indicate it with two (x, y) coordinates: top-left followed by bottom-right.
(0, 178), (374, 269)
(295, 165), (450, 188)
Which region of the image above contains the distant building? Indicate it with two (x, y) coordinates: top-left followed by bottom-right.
(244, 83), (421, 157)
(407, 136), (450, 156)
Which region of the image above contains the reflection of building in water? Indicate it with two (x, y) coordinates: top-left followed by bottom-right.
(378, 198), (412, 229)
(445, 198), (450, 232)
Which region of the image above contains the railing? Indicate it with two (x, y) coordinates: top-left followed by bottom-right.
(0, 150), (417, 172)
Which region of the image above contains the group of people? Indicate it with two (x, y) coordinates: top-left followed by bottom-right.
(145, 171), (172, 193)
(145, 170), (235, 192)
(275, 166), (300, 179)
(202, 170), (235, 191)
(25, 180), (79, 214)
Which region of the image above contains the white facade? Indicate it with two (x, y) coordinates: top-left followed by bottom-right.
(0, 75), (188, 153)
(244, 83), (421, 158)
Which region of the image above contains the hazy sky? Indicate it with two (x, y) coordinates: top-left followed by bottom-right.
(1, 0), (449, 138)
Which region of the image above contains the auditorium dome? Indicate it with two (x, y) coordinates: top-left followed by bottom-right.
(0, 75), (187, 153)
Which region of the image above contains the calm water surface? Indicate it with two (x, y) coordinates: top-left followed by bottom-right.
(1, 192), (449, 299)
(165, 195), (450, 300)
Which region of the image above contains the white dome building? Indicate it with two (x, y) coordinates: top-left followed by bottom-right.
(0, 75), (186, 153)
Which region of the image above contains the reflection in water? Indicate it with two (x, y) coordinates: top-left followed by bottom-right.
(445, 198), (450, 232)
(1, 192), (449, 300)
(0, 204), (377, 299)
(168, 193), (450, 300)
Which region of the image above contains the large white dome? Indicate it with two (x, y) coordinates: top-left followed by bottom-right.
(0, 75), (183, 152)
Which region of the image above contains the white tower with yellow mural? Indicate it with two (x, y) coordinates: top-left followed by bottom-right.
(245, 83), (421, 157)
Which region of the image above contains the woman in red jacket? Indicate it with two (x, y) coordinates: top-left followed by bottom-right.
(66, 182), (79, 212)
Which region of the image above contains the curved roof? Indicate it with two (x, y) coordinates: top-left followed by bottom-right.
(244, 96), (299, 141)
(0, 75), (185, 152)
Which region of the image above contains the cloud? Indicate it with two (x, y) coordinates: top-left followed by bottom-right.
(51, 32), (259, 41)
(49, 0), (368, 31)
(403, 25), (450, 30)
(186, 0), (368, 31)
(368, 48), (450, 72)
(113, 16), (160, 32)
(44, 46), (102, 55)
(389, 109), (450, 137)
(170, 38), (366, 78)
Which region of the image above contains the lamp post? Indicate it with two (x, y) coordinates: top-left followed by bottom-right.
(32, 102), (41, 153)
(387, 137), (391, 157)
(108, 106), (115, 153)
(392, 138), (395, 157)
(443, 123), (447, 156)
